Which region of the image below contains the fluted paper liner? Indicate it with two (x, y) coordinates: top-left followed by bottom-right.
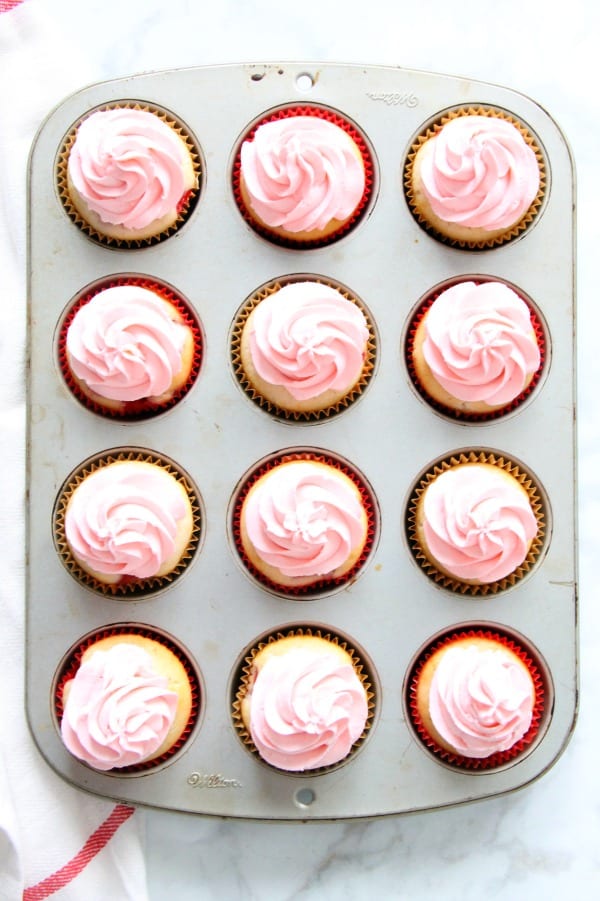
(56, 101), (202, 248)
(54, 449), (202, 598)
(230, 276), (377, 422)
(231, 626), (376, 775)
(406, 450), (546, 596)
(403, 105), (547, 250)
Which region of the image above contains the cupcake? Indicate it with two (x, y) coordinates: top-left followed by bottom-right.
(235, 107), (371, 246)
(61, 282), (200, 417)
(61, 105), (199, 243)
(56, 455), (199, 595)
(409, 629), (545, 769)
(410, 455), (542, 592)
(58, 632), (195, 771)
(238, 457), (370, 591)
(409, 280), (542, 416)
(406, 108), (544, 247)
(237, 280), (372, 416)
(235, 631), (371, 772)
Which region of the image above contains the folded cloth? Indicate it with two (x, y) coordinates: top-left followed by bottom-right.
(0, 2), (148, 898)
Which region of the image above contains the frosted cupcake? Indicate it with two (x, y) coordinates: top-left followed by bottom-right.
(60, 105), (199, 244)
(406, 108), (544, 247)
(234, 631), (373, 772)
(409, 280), (543, 417)
(235, 107), (372, 246)
(236, 280), (373, 417)
(58, 631), (196, 772)
(61, 282), (200, 418)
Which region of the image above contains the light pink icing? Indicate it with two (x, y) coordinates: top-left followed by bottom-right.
(248, 282), (369, 400)
(421, 281), (540, 406)
(419, 115), (540, 230)
(244, 461), (365, 579)
(422, 465), (537, 583)
(429, 643), (534, 758)
(65, 462), (188, 579)
(68, 108), (191, 230)
(248, 647), (368, 770)
(240, 116), (365, 233)
(66, 285), (189, 402)
(61, 643), (178, 770)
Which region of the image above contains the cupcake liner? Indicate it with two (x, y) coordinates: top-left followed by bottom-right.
(53, 449), (202, 598)
(406, 450), (546, 596)
(57, 276), (203, 421)
(54, 624), (200, 774)
(405, 278), (546, 422)
(406, 626), (547, 771)
(231, 104), (375, 249)
(403, 105), (547, 250)
(231, 625), (376, 775)
(231, 450), (378, 597)
(230, 276), (377, 422)
(56, 101), (202, 248)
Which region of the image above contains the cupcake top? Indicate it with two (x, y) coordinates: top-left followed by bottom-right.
(66, 107), (196, 236)
(241, 282), (369, 409)
(239, 115), (365, 235)
(240, 459), (367, 584)
(64, 460), (193, 583)
(240, 634), (368, 771)
(412, 280), (541, 409)
(417, 463), (538, 584)
(415, 115), (540, 233)
(66, 285), (193, 405)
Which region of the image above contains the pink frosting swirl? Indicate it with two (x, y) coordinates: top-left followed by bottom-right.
(429, 643), (534, 758)
(243, 461), (365, 578)
(66, 285), (189, 402)
(248, 647), (368, 770)
(68, 108), (191, 230)
(240, 116), (365, 232)
(61, 643), (178, 770)
(422, 281), (540, 406)
(65, 461), (188, 579)
(248, 282), (369, 400)
(422, 465), (537, 583)
(419, 115), (540, 230)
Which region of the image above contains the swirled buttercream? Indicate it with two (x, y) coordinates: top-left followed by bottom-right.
(428, 643), (534, 758)
(61, 643), (178, 770)
(68, 108), (193, 230)
(240, 116), (365, 233)
(65, 461), (190, 580)
(242, 461), (366, 579)
(421, 464), (537, 583)
(247, 646), (368, 770)
(418, 115), (540, 230)
(421, 281), (540, 406)
(66, 286), (189, 402)
(248, 282), (369, 400)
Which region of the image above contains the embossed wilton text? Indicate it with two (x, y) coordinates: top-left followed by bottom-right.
(187, 772), (242, 789)
(367, 91), (419, 108)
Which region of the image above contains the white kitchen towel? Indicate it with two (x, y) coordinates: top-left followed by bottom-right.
(0, 1), (148, 898)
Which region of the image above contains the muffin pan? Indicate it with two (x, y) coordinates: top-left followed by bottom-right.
(26, 62), (577, 820)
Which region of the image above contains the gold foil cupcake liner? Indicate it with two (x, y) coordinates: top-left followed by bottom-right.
(403, 105), (547, 250)
(57, 275), (203, 421)
(56, 101), (202, 248)
(406, 450), (547, 596)
(54, 624), (201, 774)
(231, 626), (377, 775)
(230, 276), (377, 423)
(231, 103), (376, 249)
(406, 625), (548, 771)
(53, 448), (202, 598)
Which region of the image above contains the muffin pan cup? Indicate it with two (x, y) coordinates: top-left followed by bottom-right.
(26, 62), (576, 821)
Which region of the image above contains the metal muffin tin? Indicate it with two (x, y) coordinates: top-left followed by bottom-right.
(26, 62), (577, 820)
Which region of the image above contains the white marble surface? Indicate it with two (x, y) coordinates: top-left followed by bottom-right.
(33, 0), (599, 896)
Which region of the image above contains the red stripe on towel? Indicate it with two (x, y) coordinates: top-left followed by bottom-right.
(0, 0), (26, 12)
